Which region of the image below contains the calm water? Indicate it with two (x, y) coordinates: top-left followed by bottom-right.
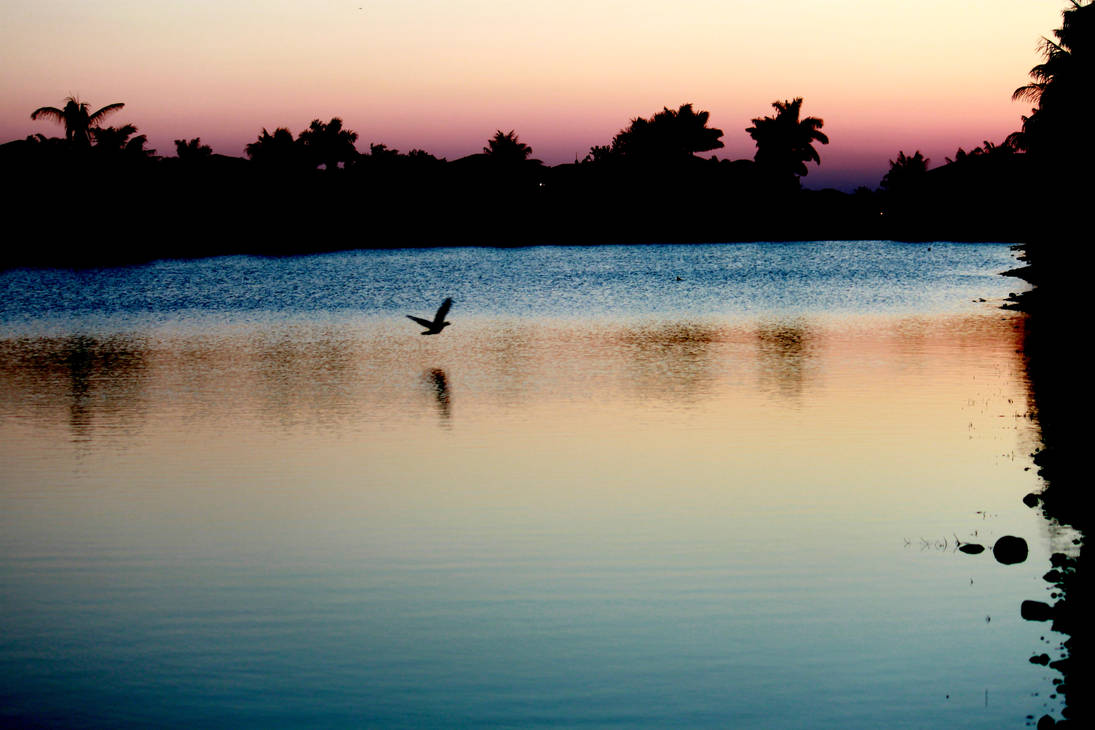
(0, 242), (1066, 728)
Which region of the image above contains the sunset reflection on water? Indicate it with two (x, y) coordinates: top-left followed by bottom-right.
(0, 239), (1060, 730)
(0, 305), (1058, 728)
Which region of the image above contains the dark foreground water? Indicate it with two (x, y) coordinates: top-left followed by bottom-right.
(0, 242), (1069, 728)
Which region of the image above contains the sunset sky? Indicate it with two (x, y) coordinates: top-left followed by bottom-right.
(0, 1), (1065, 189)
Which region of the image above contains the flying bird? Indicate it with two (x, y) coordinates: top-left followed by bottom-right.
(407, 297), (453, 335)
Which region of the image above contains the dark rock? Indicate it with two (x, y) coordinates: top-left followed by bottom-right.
(1043, 569), (1064, 583)
(993, 535), (1029, 565)
(1023, 492), (1041, 508)
(1031, 653), (1051, 665)
(959, 543), (985, 554)
(1037, 714), (1056, 729)
(1022, 600), (1054, 622)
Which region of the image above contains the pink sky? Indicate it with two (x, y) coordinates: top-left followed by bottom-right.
(0, 1), (1066, 189)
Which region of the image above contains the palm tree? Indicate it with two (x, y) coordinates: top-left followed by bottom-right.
(483, 130), (533, 164)
(246, 127), (304, 171)
(746, 98), (829, 189)
(175, 137), (213, 161)
(945, 140), (1015, 165)
(30, 97), (125, 146)
(880, 150), (929, 193)
(1013, 0), (1089, 106)
(91, 123), (150, 152)
(297, 117), (359, 171)
(1011, 1), (1094, 158)
(602, 103), (724, 162)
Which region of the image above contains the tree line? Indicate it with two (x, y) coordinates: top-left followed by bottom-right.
(14, 95), (830, 191)
(2, 96), (863, 265)
(2, 2), (1091, 266)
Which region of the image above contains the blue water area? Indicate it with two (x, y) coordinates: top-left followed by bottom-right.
(1, 241), (1020, 333)
(0, 241), (1057, 729)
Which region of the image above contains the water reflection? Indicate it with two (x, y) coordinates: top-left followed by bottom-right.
(1019, 302), (1089, 727)
(755, 318), (817, 402)
(0, 335), (148, 446)
(0, 311), (1053, 729)
(619, 322), (719, 404)
(250, 331), (360, 428)
(478, 323), (536, 407)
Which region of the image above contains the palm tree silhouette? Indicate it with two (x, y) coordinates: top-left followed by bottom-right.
(880, 150), (929, 193)
(246, 127), (305, 171)
(175, 137), (213, 161)
(297, 117), (359, 171)
(483, 130), (533, 163)
(746, 98), (829, 190)
(605, 103), (724, 161)
(1011, 1), (1093, 158)
(30, 97), (125, 146)
(90, 124), (155, 159)
(945, 140), (1016, 165)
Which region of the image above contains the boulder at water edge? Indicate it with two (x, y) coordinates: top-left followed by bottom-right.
(993, 535), (1028, 565)
(1021, 600), (1054, 622)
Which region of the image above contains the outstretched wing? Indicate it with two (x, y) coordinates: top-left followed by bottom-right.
(406, 315), (433, 328)
(433, 297), (453, 324)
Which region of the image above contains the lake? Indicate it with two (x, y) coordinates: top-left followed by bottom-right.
(0, 241), (1068, 728)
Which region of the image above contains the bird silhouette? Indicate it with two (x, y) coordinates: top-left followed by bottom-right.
(407, 298), (453, 335)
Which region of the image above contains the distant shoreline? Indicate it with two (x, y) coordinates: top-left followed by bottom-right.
(1, 234), (1027, 272)
(1, 129), (1036, 270)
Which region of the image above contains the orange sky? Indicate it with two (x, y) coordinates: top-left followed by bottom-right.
(0, 1), (1066, 189)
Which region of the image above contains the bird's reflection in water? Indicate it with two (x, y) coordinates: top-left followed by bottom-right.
(426, 368), (452, 426)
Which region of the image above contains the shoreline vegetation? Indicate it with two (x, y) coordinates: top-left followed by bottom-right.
(1, 99), (1039, 270)
(1003, 4), (1094, 725)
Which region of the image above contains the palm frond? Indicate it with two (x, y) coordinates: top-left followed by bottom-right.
(1013, 83), (1045, 102)
(87, 103), (125, 125)
(30, 106), (64, 122)
(1036, 36), (1066, 57)
(1003, 130), (1027, 151)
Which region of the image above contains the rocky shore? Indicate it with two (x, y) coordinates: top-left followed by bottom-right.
(1009, 239), (1090, 728)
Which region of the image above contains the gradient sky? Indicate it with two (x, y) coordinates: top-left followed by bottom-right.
(0, 1), (1066, 189)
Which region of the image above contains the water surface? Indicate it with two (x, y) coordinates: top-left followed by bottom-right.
(0, 242), (1064, 728)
